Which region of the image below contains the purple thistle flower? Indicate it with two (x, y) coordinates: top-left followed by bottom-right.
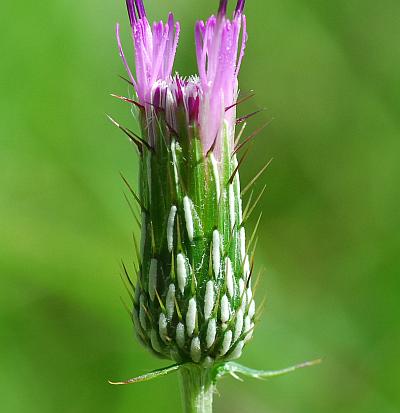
(117, 0), (247, 156)
(110, 2), (321, 402)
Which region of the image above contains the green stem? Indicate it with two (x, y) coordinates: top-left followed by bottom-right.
(178, 364), (214, 413)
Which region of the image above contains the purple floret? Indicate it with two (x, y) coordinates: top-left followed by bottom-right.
(117, 0), (247, 155)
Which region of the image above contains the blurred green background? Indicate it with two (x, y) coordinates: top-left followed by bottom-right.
(1, 0), (399, 412)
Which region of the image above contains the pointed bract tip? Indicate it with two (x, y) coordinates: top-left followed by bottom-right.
(106, 113), (119, 127)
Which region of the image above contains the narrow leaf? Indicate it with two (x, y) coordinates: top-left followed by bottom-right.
(109, 363), (182, 385)
(215, 359), (322, 382)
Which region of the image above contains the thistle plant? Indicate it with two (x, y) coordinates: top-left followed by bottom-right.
(108, 1), (320, 412)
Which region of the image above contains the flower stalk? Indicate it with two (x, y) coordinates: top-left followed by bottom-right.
(179, 364), (214, 413)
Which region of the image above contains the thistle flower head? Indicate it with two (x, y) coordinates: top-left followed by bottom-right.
(116, 0), (256, 365)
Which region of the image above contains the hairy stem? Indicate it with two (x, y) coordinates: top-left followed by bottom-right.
(178, 364), (214, 413)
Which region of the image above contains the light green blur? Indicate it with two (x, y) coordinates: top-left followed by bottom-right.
(1, 0), (399, 412)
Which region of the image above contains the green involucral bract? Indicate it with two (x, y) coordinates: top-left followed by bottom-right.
(132, 109), (255, 365)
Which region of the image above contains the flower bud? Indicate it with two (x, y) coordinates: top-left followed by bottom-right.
(117, 0), (255, 364)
